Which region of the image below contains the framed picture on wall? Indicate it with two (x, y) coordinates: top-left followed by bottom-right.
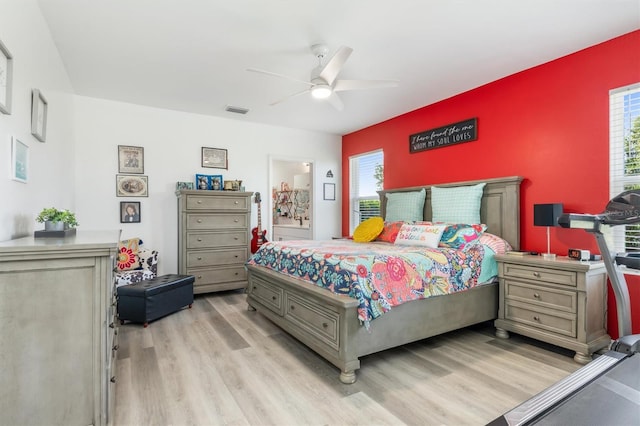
(0, 38), (13, 115)
(116, 175), (148, 197)
(118, 145), (144, 174)
(120, 202), (141, 223)
(323, 183), (335, 201)
(201, 147), (228, 169)
(11, 136), (28, 183)
(31, 89), (48, 142)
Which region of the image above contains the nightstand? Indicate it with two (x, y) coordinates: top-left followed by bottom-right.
(494, 254), (611, 364)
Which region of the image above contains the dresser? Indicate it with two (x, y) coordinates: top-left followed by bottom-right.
(494, 254), (610, 364)
(177, 190), (253, 294)
(0, 231), (119, 425)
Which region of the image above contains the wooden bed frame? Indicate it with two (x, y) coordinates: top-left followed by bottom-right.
(246, 176), (522, 383)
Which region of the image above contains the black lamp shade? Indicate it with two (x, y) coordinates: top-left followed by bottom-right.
(534, 203), (563, 227)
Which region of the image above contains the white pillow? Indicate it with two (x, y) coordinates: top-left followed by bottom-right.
(394, 223), (446, 248)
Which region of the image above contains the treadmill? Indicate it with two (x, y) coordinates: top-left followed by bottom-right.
(489, 190), (640, 425)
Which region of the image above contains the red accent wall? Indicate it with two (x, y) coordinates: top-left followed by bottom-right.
(342, 30), (640, 338)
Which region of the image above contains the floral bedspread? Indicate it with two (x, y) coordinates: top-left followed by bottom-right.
(247, 240), (490, 326)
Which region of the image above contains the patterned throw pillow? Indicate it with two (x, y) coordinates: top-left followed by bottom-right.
(376, 221), (405, 243)
(117, 238), (142, 271)
(353, 217), (385, 242)
(394, 223), (446, 248)
(385, 188), (426, 222)
(439, 223), (487, 250)
(478, 232), (512, 254)
(431, 183), (486, 224)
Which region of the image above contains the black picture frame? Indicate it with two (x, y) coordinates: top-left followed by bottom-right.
(201, 147), (228, 169)
(120, 201), (141, 223)
(323, 183), (336, 201)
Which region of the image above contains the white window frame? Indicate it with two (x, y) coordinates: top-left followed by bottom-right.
(609, 83), (640, 253)
(349, 150), (383, 234)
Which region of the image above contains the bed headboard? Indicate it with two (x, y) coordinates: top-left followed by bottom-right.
(377, 176), (522, 250)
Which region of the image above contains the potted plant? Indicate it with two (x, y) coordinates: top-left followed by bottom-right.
(36, 207), (79, 231)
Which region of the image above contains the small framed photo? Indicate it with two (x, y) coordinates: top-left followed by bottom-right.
(210, 175), (223, 190)
(323, 183), (335, 201)
(11, 136), (28, 183)
(202, 147), (228, 169)
(176, 181), (194, 191)
(118, 145), (144, 174)
(31, 89), (48, 142)
(0, 38), (13, 115)
(196, 173), (210, 190)
(116, 174), (148, 197)
(120, 201), (141, 223)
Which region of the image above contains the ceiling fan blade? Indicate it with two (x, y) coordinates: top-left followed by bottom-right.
(326, 92), (344, 111)
(333, 79), (399, 92)
(319, 46), (353, 86)
(247, 68), (312, 86)
(269, 88), (310, 106)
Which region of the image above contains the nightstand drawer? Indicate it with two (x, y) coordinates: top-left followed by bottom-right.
(505, 280), (577, 313)
(506, 301), (576, 338)
(502, 263), (578, 287)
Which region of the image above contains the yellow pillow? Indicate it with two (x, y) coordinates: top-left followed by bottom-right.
(353, 217), (384, 242)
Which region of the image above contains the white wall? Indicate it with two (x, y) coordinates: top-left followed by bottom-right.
(0, 0), (76, 241)
(73, 96), (342, 275)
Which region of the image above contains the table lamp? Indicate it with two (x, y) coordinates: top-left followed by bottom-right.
(534, 203), (564, 260)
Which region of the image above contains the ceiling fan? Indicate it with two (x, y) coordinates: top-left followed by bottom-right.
(247, 44), (398, 111)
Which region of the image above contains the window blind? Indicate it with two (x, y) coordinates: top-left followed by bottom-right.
(349, 150), (383, 233)
(610, 83), (640, 252)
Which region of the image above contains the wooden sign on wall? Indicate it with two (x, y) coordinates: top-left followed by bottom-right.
(409, 118), (478, 153)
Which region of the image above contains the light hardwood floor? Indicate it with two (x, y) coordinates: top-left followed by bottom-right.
(114, 290), (582, 426)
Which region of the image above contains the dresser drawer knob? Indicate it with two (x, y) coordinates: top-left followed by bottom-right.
(112, 344), (119, 351)
(197, 219), (202, 223)
(109, 322), (115, 329)
(533, 293), (540, 298)
(234, 237), (239, 240)
(235, 255), (239, 258)
(253, 286), (257, 290)
(110, 376), (116, 383)
(272, 296), (277, 300)
(533, 272), (541, 278)
(533, 316), (540, 321)
(322, 322), (328, 328)
(235, 272), (239, 276)
(197, 275), (203, 279)
(234, 219), (239, 223)
(197, 256), (202, 260)
(235, 201), (239, 204)
(290, 305), (295, 310)
(197, 238), (202, 242)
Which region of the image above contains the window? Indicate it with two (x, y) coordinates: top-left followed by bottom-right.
(610, 83), (640, 252)
(349, 150), (383, 233)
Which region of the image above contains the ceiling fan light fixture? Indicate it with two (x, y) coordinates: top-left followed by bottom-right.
(311, 84), (332, 99)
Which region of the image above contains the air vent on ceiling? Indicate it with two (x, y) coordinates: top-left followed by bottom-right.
(225, 105), (249, 115)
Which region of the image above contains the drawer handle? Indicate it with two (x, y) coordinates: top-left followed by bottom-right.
(112, 344), (119, 351)
(197, 238), (202, 242)
(235, 272), (239, 276)
(197, 257), (202, 260)
(234, 237), (239, 240)
(533, 272), (541, 278)
(234, 219), (239, 223)
(109, 322), (115, 329)
(197, 200), (202, 204)
(235, 201), (239, 204)
(322, 322), (328, 328)
(197, 219), (202, 223)
(533, 293), (540, 298)
(253, 286), (257, 290)
(110, 376), (116, 383)
(290, 306), (295, 310)
(272, 296), (277, 300)
(197, 275), (202, 279)
(533, 316), (540, 321)
(235, 255), (239, 258)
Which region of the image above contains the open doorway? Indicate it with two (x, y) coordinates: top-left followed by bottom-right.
(270, 158), (314, 241)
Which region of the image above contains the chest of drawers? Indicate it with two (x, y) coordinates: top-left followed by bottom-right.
(177, 190), (253, 294)
(494, 254), (610, 364)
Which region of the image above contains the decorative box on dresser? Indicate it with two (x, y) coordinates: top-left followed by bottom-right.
(177, 190), (253, 294)
(0, 231), (120, 426)
(494, 254), (611, 364)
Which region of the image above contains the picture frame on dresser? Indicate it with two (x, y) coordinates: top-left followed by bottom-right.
(31, 89), (48, 142)
(0, 38), (13, 115)
(118, 145), (144, 174)
(201, 147), (228, 169)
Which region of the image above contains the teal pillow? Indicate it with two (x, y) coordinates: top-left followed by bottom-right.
(431, 183), (486, 224)
(385, 188), (426, 222)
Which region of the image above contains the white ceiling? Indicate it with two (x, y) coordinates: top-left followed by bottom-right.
(37, 0), (640, 135)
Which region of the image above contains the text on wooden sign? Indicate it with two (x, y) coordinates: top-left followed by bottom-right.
(409, 118), (478, 153)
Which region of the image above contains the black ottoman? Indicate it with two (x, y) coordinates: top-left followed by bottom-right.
(117, 274), (195, 327)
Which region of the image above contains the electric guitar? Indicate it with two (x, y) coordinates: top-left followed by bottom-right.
(251, 192), (268, 253)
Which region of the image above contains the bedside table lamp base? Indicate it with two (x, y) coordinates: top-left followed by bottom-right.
(543, 252), (556, 260)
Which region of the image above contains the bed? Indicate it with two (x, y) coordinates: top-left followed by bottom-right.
(245, 176), (522, 383)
